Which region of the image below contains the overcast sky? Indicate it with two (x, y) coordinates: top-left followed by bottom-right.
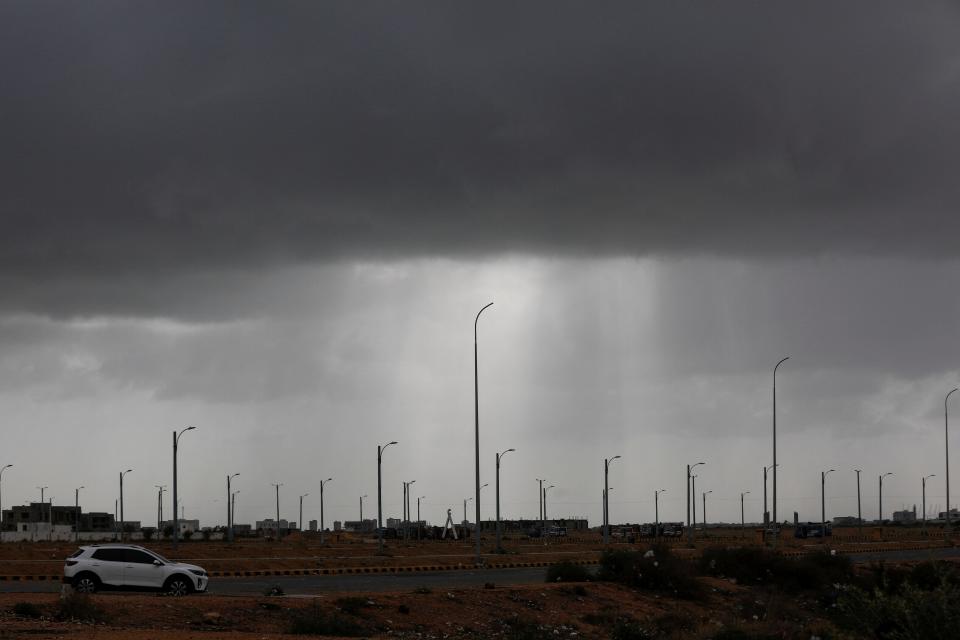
(1, 1), (959, 530)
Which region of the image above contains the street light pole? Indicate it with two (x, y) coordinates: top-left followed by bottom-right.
(603, 455), (621, 544)
(464, 497), (472, 524)
(402, 480), (415, 540)
(854, 469), (863, 533)
(923, 474), (935, 529)
(741, 491), (750, 537)
(687, 462), (704, 544)
(320, 478), (332, 543)
(0, 464), (12, 520)
(154, 485), (166, 531)
(417, 496), (425, 541)
(227, 474), (239, 542)
(655, 489), (666, 540)
(75, 486), (84, 542)
(879, 473), (893, 524)
(120, 470), (133, 540)
(536, 478), (545, 533)
(474, 301), (493, 565)
(773, 356), (789, 547)
(378, 441), (397, 554)
(821, 469), (835, 535)
(544, 485), (555, 523)
(231, 490), (238, 534)
(360, 494), (367, 523)
(763, 464), (777, 526)
(173, 426), (196, 550)
(298, 493), (308, 533)
(496, 449), (515, 553)
(271, 483), (283, 538)
(702, 490), (712, 528)
(947, 388), (957, 531)
(37, 486), (48, 529)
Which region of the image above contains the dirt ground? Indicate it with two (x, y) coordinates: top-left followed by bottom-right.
(0, 575), (844, 639)
(1, 526), (953, 577)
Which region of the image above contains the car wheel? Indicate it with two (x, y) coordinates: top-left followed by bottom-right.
(73, 573), (100, 593)
(164, 575), (192, 597)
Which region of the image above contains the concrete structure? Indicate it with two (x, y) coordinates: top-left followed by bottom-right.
(341, 519), (376, 532)
(892, 506), (917, 523)
(2, 503), (116, 532)
(159, 519), (199, 535)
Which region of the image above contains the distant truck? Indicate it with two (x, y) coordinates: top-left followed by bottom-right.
(794, 522), (832, 538)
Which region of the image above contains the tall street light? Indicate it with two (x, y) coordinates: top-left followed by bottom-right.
(155, 485), (166, 531)
(271, 483), (283, 538)
(320, 478), (333, 543)
(417, 495), (426, 541)
(741, 491), (750, 537)
(464, 496), (473, 524)
(923, 474), (936, 528)
(763, 464), (777, 526)
(298, 493), (308, 533)
(702, 490), (713, 528)
(172, 425), (196, 549)
(0, 464), (12, 519)
(474, 301), (493, 565)
(947, 388), (957, 531)
(854, 469), (863, 533)
(377, 441), (397, 553)
(821, 469), (835, 536)
(360, 494), (367, 524)
(879, 473), (893, 524)
(120, 469), (133, 539)
(773, 356), (789, 547)
(536, 478), (546, 532)
(603, 455), (621, 544)
(37, 486), (48, 527)
(402, 480), (416, 540)
(655, 489), (666, 540)
(227, 474), (239, 542)
(496, 448), (515, 553)
(231, 490), (239, 533)
(75, 486), (84, 542)
(544, 485), (555, 522)
(686, 462), (705, 544)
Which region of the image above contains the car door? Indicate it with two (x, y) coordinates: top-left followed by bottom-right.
(122, 549), (165, 588)
(89, 548), (125, 586)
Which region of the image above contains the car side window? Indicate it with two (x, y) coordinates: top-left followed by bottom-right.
(91, 549), (125, 562)
(125, 549), (159, 564)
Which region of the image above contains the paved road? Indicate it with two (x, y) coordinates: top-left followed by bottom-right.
(5, 547), (959, 596)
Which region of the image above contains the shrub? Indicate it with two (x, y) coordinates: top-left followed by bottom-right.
(12, 601), (43, 618)
(546, 561), (590, 583)
(598, 547), (701, 598)
(709, 629), (781, 640)
(334, 596), (368, 615)
(287, 602), (369, 636)
(836, 561), (960, 639)
(54, 593), (110, 623)
(698, 547), (852, 592)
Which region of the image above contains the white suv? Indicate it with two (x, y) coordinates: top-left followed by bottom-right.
(63, 544), (208, 595)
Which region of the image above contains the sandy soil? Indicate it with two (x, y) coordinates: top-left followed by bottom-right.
(1, 526), (953, 578)
(0, 574), (845, 640)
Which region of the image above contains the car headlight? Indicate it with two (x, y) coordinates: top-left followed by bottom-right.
(189, 569), (207, 577)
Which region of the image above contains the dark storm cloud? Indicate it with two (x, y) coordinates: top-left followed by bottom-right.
(2, 0), (959, 294)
